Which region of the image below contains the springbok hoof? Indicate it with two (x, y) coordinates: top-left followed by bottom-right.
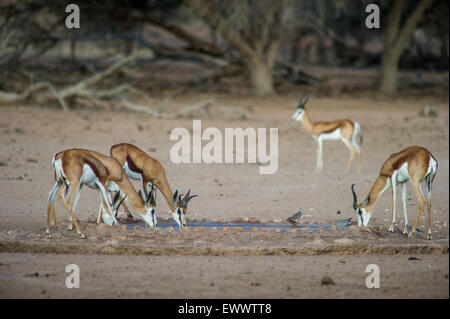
(80, 233), (86, 239)
(67, 224), (73, 231)
(361, 226), (372, 233)
(408, 232), (415, 238)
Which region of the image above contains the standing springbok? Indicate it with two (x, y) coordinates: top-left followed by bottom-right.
(351, 146), (438, 239)
(110, 143), (197, 228)
(292, 97), (362, 173)
(47, 149), (122, 239)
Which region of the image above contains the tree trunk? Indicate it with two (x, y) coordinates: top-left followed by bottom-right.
(379, 0), (434, 95)
(247, 58), (274, 95)
(380, 50), (400, 94)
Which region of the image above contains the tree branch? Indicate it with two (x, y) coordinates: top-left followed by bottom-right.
(0, 51), (150, 111)
(393, 0), (435, 54)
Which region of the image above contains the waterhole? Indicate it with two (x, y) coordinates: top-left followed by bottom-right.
(123, 220), (339, 231)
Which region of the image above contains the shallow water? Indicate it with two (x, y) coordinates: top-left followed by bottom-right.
(124, 220), (336, 231)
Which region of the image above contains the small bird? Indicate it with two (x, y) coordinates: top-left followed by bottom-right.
(336, 218), (352, 228)
(287, 209), (304, 225)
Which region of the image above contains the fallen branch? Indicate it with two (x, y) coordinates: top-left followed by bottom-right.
(120, 98), (163, 117)
(120, 98), (215, 119)
(0, 81), (68, 111)
(0, 51), (150, 111)
(119, 97), (251, 120)
(59, 52), (144, 98)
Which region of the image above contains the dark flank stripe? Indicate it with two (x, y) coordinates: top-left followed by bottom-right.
(126, 155), (143, 175)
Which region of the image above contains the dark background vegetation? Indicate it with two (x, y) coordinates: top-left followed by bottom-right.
(0, 0), (448, 111)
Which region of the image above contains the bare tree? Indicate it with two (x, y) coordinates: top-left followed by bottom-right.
(0, 0), (59, 77)
(380, 0), (435, 94)
(185, 0), (292, 95)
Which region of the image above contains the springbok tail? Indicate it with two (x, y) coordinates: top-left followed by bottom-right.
(353, 122), (362, 146)
(48, 180), (63, 204)
(52, 152), (68, 185)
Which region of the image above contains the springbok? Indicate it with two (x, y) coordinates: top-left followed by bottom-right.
(110, 143), (197, 228)
(79, 149), (157, 228)
(47, 149), (122, 239)
(292, 97), (362, 173)
(351, 146), (438, 239)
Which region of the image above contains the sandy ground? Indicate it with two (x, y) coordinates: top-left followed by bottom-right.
(0, 253), (448, 298)
(0, 93), (448, 298)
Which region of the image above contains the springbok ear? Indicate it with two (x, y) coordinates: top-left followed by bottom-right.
(362, 195), (370, 207)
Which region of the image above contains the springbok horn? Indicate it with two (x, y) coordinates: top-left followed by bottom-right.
(145, 183), (153, 200)
(173, 189), (179, 204)
(183, 191), (198, 208)
(150, 192), (156, 206)
(113, 191), (121, 208)
(116, 194), (127, 210)
(189, 194), (198, 201)
(149, 184), (156, 206)
(146, 184), (154, 204)
(187, 194), (198, 205)
(351, 184), (358, 210)
(303, 96), (309, 104)
(181, 189), (191, 207)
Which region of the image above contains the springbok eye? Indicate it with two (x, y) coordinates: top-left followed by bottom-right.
(358, 209), (362, 215)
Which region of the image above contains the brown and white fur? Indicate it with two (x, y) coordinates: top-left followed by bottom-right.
(80, 149), (157, 228)
(110, 143), (197, 228)
(47, 149), (120, 239)
(352, 146), (438, 239)
(292, 97), (362, 173)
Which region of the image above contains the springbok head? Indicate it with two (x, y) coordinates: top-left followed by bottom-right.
(103, 186), (124, 225)
(351, 184), (372, 227)
(171, 189), (198, 228)
(138, 184), (157, 228)
(292, 96), (309, 121)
